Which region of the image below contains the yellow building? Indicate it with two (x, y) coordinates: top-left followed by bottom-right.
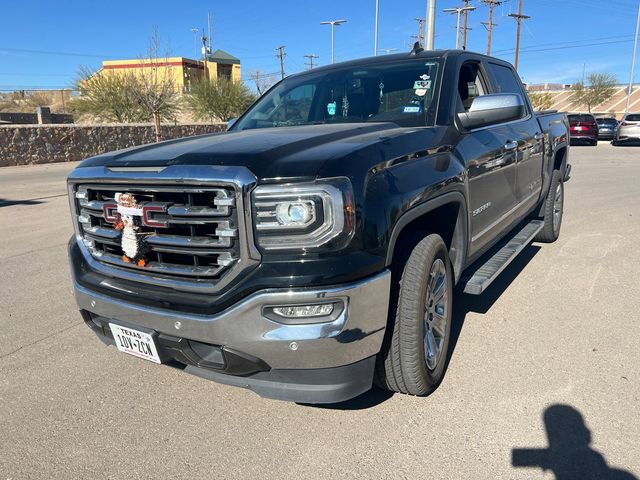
(100, 49), (242, 93)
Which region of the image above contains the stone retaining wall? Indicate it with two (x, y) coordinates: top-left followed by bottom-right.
(0, 123), (227, 167)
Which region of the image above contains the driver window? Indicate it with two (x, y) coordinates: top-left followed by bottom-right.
(457, 63), (486, 112)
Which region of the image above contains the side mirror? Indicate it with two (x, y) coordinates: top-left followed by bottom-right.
(227, 118), (238, 130)
(457, 93), (526, 130)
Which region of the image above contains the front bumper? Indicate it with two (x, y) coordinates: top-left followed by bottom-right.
(72, 268), (391, 403)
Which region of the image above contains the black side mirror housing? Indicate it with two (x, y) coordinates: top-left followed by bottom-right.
(457, 93), (527, 130)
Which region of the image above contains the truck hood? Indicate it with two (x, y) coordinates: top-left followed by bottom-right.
(78, 123), (405, 179)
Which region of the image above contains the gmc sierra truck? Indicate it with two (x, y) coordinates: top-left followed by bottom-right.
(68, 49), (570, 403)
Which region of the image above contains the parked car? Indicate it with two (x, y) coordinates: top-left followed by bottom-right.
(67, 50), (570, 404)
(568, 113), (599, 146)
(613, 113), (640, 145)
(596, 117), (618, 140)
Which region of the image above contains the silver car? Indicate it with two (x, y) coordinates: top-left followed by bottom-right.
(614, 113), (640, 144)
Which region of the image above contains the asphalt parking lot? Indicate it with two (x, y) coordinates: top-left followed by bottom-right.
(1, 143), (639, 479)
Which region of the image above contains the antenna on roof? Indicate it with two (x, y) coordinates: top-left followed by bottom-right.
(410, 41), (424, 55)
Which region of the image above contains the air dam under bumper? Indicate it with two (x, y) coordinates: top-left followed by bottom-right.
(72, 270), (391, 403)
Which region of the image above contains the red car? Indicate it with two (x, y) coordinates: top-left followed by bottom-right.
(568, 113), (599, 146)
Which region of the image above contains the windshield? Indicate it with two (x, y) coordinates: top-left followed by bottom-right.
(625, 114), (640, 122)
(596, 118), (617, 126)
(234, 59), (443, 130)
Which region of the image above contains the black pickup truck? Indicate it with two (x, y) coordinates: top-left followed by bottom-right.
(67, 49), (570, 403)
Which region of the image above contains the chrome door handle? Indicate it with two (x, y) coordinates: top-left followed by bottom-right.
(534, 132), (544, 141)
(505, 140), (518, 151)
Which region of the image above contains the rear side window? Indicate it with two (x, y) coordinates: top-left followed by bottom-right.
(487, 63), (526, 97)
(625, 114), (640, 121)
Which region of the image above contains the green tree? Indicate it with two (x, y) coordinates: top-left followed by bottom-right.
(133, 28), (181, 141)
(527, 91), (554, 111)
(72, 66), (149, 123)
(185, 77), (256, 122)
(572, 73), (618, 112)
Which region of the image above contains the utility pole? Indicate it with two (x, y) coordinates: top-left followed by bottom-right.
(414, 17), (425, 45)
(461, 0), (471, 49)
(443, 5), (476, 49)
(508, 0), (530, 71)
(304, 54), (320, 70)
(481, 0), (503, 56)
(626, 0), (640, 114)
(374, 0), (380, 56)
(426, 0), (437, 50)
(275, 46), (286, 79)
(190, 28), (199, 60)
(320, 19), (347, 64)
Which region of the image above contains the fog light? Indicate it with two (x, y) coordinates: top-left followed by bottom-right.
(272, 304), (334, 318)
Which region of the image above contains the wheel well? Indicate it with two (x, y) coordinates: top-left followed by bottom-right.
(554, 146), (567, 172)
(387, 201), (466, 283)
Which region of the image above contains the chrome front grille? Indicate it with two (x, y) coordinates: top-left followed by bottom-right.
(74, 184), (240, 281)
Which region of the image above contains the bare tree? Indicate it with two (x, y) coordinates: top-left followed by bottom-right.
(246, 69), (277, 96)
(572, 73), (618, 112)
(185, 78), (256, 122)
(133, 28), (181, 141)
(72, 66), (148, 122)
(527, 91), (554, 111)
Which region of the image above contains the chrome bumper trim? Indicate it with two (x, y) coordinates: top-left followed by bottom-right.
(73, 270), (391, 369)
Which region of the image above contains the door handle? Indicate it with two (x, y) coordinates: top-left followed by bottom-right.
(505, 140), (518, 151)
(534, 132), (544, 141)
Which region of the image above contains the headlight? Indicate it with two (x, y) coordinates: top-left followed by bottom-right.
(252, 178), (355, 251)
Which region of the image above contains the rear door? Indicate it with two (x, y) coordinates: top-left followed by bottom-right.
(486, 61), (544, 211)
(453, 60), (518, 256)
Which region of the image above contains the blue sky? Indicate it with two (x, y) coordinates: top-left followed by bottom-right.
(0, 0), (638, 90)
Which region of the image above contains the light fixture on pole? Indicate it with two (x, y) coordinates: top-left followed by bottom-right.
(320, 19), (347, 64)
(626, 0), (640, 114)
(443, 6), (476, 49)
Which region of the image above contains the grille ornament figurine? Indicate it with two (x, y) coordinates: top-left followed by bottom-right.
(113, 193), (149, 266)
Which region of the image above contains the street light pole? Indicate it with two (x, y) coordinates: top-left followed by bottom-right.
(190, 28), (199, 60)
(626, 0), (640, 114)
(443, 6), (476, 49)
(374, 0), (380, 56)
(426, 0), (436, 50)
(320, 19), (347, 64)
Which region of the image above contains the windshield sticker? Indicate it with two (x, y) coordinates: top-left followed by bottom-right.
(419, 74), (430, 80)
(327, 102), (337, 116)
(414, 80), (432, 90)
(414, 88), (427, 97)
(379, 82), (385, 102)
(403, 106), (421, 113)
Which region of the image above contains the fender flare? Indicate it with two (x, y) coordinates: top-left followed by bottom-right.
(385, 191), (468, 284)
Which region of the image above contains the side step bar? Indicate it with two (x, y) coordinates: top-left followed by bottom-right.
(460, 220), (544, 295)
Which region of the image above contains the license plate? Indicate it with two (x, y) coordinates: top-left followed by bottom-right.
(110, 323), (161, 364)
(574, 126), (584, 131)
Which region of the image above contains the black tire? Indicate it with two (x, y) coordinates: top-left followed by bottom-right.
(591, 139), (598, 146)
(535, 169), (564, 243)
(375, 234), (453, 396)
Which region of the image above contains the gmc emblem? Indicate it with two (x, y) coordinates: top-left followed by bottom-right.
(102, 202), (168, 228)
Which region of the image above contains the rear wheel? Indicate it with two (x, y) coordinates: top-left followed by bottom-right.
(375, 234), (453, 396)
(535, 169), (564, 243)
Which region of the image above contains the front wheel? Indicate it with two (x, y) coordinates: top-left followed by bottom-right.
(375, 234), (453, 396)
(535, 169), (564, 243)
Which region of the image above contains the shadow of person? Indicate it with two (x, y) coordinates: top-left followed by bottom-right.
(512, 404), (637, 480)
